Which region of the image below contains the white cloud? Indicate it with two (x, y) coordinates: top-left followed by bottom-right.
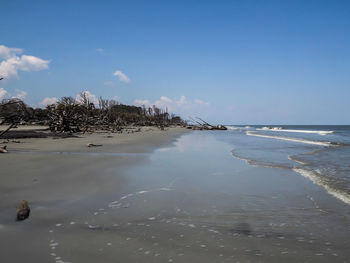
(0, 87), (7, 100)
(176, 95), (187, 106)
(134, 95), (189, 112)
(0, 87), (28, 101)
(40, 97), (58, 106)
(0, 45), (50, 79)
(75, 91), (99, 106)
(133, 95), (211, 118)
(13, 89), (27, 100)
(113, 70), (130, 83)
(160, 96), (172, 103)
(96, 48), (104, 53)
(134, 99), (150, 106)
(0, 45), (23, 59)
(194, 99), (209, 106)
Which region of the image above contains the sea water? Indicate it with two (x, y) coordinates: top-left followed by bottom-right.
(226, 125), (350, 205)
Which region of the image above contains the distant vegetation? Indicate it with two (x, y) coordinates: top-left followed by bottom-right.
(0, 91), (185, 137)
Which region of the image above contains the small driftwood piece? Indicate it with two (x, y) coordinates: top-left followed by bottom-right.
(87, 143), (103, 147)
(16, 200), (30, 221)
(0, 145), (7, 153)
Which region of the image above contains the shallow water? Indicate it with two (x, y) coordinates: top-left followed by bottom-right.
(46, 131), (350, 263)
(226, 125), (350, 205)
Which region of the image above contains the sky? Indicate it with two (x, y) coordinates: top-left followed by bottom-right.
(1, 0), (349, 124)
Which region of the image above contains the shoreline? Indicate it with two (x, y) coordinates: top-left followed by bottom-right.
(1, 128), (350, 262)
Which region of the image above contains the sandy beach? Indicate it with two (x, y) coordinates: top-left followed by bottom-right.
(0, 126), (187, 262)
(1, 128), (350, 263)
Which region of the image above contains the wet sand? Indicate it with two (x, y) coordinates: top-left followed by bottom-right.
(0, 126), (187, 262)
(1, 130), (350, 262)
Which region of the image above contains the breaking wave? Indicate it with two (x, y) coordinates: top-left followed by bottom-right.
(257, 127), (334, 135)
(246, 131), (334, 146)
(293, 168), (350, 205)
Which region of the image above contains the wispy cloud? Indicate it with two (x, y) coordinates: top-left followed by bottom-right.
(160, 96), (172, 103)
(0, 46), (23, 59)
(133, 99), (150, 106)
(113, 70), (130, 83)
(176, 95), (187, 106)
(194, 99), (209, 105)
(0, 87), (28, 101)
(96, 48), (104, 54)
(0, 45), (50, 79)
(133, 95), (211, 118)
(0, 87), (7, 100)
(40, 97), (58, 106)
(13, 89), (27, 100)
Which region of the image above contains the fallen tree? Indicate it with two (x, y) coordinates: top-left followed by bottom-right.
(43, 93), (185, 134)
(0, 98), (30, 138)
(186, 117), (227, 130)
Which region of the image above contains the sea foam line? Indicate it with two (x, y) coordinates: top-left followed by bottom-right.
(246, 131), (333, 146)
(257, 128), (333, 135)
(293, 168), (350, 205)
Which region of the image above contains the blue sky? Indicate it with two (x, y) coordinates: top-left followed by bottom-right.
(1, 0), (349, 124)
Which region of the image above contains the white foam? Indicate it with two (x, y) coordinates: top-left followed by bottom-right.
(159, 187), (171, 191)
(136, 190), (148, 194)
(246, 131), (332, 146)
(226, 126), (239, 130)
(120, 194), (133, 200)
(294, 168), (350, 205)
(257, 128), (333, 135)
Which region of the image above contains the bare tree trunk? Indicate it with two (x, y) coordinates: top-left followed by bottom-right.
(0, 122), (16, 138)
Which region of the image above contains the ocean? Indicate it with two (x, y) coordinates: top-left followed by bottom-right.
(226, 125), (350, 205)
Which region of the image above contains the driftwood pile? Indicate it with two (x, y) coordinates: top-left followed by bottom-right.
(0, 87), (185, 139)
(187, 117), (227, 131)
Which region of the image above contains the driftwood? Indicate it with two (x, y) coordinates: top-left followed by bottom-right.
(16, 200), (30, 221)
(0, 145), (7, 153)
(187, 117), (227, 130)
(0, 123), (16, 138)
(0, 98), (29, 138)
(87, 143), (102, 147)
